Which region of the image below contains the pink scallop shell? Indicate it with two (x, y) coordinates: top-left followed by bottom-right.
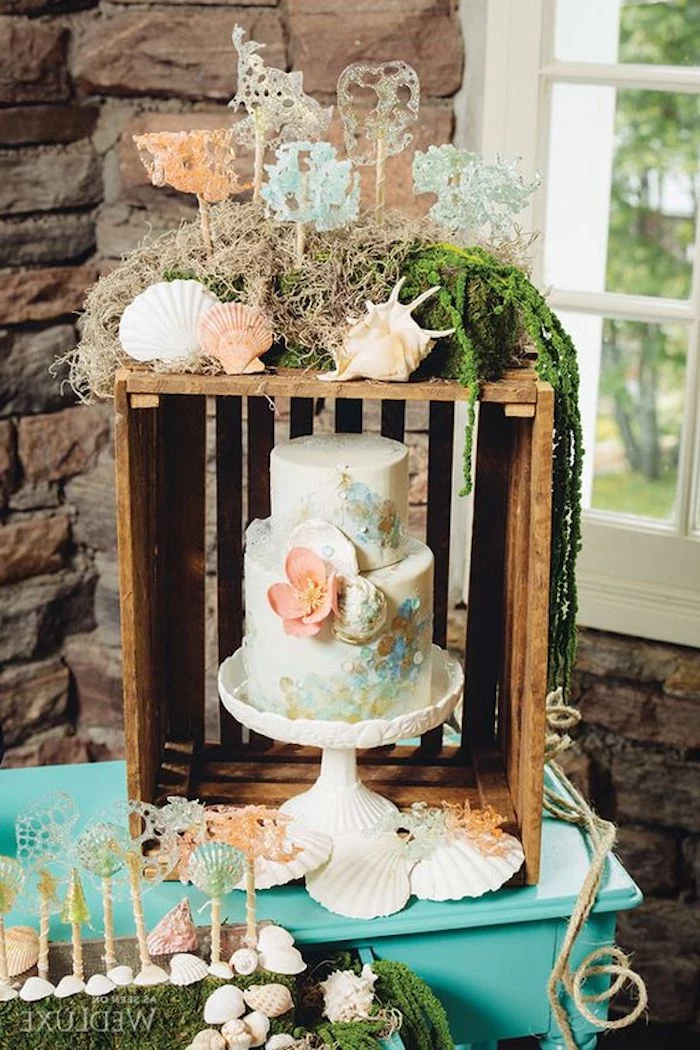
(197, 303), (273, 375)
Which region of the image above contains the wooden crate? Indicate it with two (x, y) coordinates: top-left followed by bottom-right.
(114, 366), (553, 884)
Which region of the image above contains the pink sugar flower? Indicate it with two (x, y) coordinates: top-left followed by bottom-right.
(268, 547), (338, 637)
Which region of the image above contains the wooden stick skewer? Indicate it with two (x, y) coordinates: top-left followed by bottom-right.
(0, 916), (8, 985)
(102, 875), (117, 973)
(210, 896), (222, 966)
(375, 133), (387, 222)
(38, 893), (50, 981)
(72, 922), (84, 982)
(128, 856), (151, 972)
(244, 857), (257, 948)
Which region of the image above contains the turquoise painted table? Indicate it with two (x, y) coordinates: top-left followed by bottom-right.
(0, 761), (641, 1050)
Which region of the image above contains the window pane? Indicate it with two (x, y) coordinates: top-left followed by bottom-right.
(555, 0), (700, 67)
(558, 311), (687, 523)
(544, 83), (699, 298)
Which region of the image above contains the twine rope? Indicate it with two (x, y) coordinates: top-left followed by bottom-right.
(543, 689), (648, 1048)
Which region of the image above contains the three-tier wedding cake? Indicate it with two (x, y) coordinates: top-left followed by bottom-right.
(243, 434), (434, 722)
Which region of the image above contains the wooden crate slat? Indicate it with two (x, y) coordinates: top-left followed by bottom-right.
(158, 395), (207, 753)
(381, 401), (406, 441)
(290, 397), (315, 437)
(422, 400), (455, 753)
(121, 367), (538, 406)
(335, 399), (363, 433)
(216, 396), (243, 748)
(463, 403), (511, 748)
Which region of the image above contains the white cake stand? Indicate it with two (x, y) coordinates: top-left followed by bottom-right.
(218, 645), (464, 837)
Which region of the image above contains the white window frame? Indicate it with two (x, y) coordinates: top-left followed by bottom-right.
(479, 0), (700, 646)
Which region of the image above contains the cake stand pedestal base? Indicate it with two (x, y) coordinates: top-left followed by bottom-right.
(218, 645), (464, 837)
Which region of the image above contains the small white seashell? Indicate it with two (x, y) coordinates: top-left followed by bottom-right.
(256, 927), (294, 952)
(170, 952), (210, 987)
(410, 835), (525, 901)
(266, 1036), (296, 1050)
(333, 574), (387, 644)
(119, 279), (219, 363)
(0, 983), (18, 1002)
(197, 302), (273, 375)
(188, 1030), (227, 1050)
(147, 897), (199, 956)
(288, 519), (358, 576)
(321, 964), (377, 1023)
(256, 947), (306, 976)
(209, 961), (234, 979)
(54, 975), (85, 998)
(203, 984), (246, 1025)
(107, 965), (134, 987)
(230, 948), (258, 976)
(222, 1019), (253, 1050)
(306, 832), (411, 920)
(85, 974), (116, 997)
(318, 278), (455, 383)
(20, 977), (55, 1002)
(133, 963), (169, 987)
(243, 983), (294, 1018)
(244, 1010), (271, 1047)
(6, 926), (39, 977)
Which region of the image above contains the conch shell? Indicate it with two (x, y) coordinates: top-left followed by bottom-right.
(319, 278), (454, 383)
(197, 302), (273, 375)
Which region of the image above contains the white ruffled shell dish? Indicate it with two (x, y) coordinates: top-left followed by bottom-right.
(306, 833), (412, 919)
(119, 279), (219, 363)
(170, 952), (210, 986)
(410, 834), (525, 901)
(234, 826), (332, 891)
(6, 925), (39, 977)
(318, 278), (454, 383)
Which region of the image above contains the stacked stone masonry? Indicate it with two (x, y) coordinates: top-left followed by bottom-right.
(0, 0), (697, 1040)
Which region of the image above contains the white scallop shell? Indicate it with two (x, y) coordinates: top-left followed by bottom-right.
(244, 1010), (271, 1047)
(288, 519), (358, 576)
(197, 302), (273, 375)
(0, 983), (18, 1002)
(230, 948), (258, 976)
(119, 279), (219, 362)
(20, 977), (55, 1002)
(333, 574), (387, 644)
(85, 974), (116, 997)
(222, 1019), (253, 1050)
(54, 975), (85, 998)
(6, 925), (39, 977)
(204, 984), (246, 1025)
(243, 983), (293, 1018)
(306, 832), (412, 919)
(170, 952), (210, 986)
(410, 834), (525, 900)
(235, 826), (332, 892)
(107, 965), (134, 986)
(318, 278), (455, 383)
(188, 1030), (228, 1050)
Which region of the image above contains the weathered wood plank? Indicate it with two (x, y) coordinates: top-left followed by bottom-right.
(335, 399), (363, 433)
(381, 400), (406, 441)
(290, 397), (314, 438)
(216, 396), (243, 748)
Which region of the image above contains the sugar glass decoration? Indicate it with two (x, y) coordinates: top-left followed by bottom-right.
(0, 856), (25, 987)
(337, 61), (420, 219)
(187, 842), (245, 973)
(75, 820), (131, 973)
(134, 128), (249, 255)
(261, 141), (360, 263)
(59, 867), (90, 983)
(412, 144), (541, 236)
(230, 25), (332, 201)
(15, 792), (78, 981)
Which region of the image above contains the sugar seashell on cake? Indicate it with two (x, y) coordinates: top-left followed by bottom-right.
(318, 278), (455, 383)
(288, 520), (359, 577)
(332, 574), (387, 644)
(243, 982), (294, 1017)
(147, 897), (199, 956)
(196, 302), (273, 375)
(6, 925), (39, 977)
(170, 952), (210, 986)
(119, 279), (219, 363)
(410, 835), (524, 901)
(306, 832), (412, 919)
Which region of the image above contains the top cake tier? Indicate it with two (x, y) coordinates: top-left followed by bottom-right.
(270, 434), (409, 571)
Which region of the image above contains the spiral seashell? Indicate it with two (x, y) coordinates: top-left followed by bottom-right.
(243, 1010), (271, 1048)
(230, 948), (259, 976)
(169, 952), (210, 986)
(6, 925), (39, 977)
(188, 1031), (227, 1050)
(332, 574), (387, 644)
(222, 1019), (253, 1050)
(147, 897), (199, 956)
(197, 303), (273, 375)
(119, 280), (219, 363)
(243, 983), (294, 1018)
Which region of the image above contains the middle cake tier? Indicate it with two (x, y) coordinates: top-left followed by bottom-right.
(244, 522), (434, 723)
